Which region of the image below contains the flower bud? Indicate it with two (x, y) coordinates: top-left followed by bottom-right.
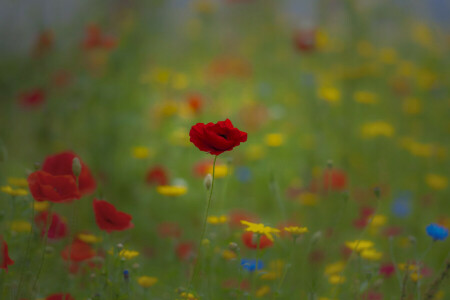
(204, 173), (213, 190)
(228, 242), (239, 252)
(72, 157), (82, 178)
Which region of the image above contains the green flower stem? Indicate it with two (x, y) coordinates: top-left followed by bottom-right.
(276, 238), (296, 296)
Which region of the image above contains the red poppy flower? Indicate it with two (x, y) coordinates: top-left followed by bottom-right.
(1, 237), (14, 272)
(82, 24), (117, 50)
(61, 239), (96, 262)
(45, 293), (75, 300)
(145, 166), (169, 186)
(241, 231), (273, 249)
(228, 210), (259, 228)
(93, 199), (133, 233)
(19, 89), (45, 108)
(176, 242), (195, 261)
(379, 263), (395, 278)
(187, 93), (204, 113)
(322, 169), (347, 191)
(28, 171), (80, 203)
(35, 211), (68, 240)
(361, 291), (383, 300)
(293, 30), (316, 53)
(157, 222), (181, 239)
(42, 151), (97, 195)
(189, 119), (247, 156)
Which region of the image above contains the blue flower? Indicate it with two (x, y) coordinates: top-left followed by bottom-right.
(426, 223), (449, 241)
(391, 191), (412, 218)
(241, 259), (263, 272)
(236, 167), (252, 183)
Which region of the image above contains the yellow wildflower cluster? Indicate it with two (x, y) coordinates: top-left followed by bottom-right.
(324, 260), (346, 285)
(7, 177), (28, 187)
(207, 164), (229, 178)
(10, 220), (32, 233)
(137, 276), (158, 288)
(240, 220), (280, 241)
(283, 226), (308, 236)
(345, 240), (382, 261)
(264, 133), (284, 147)
(119, 249), (140, 260)
(425, 174), (448, 190)
(353, 91), (377, 104)
(318, 86), (341, 104)
(156, 185), (187, 196)
(77, 233), (102, 244)
(361, 121), (394, 138)
(1, 185), (28, 196)
(207, 215), (228, 225)
(131, 146), (153, 159)
(34, 201), (50, 212)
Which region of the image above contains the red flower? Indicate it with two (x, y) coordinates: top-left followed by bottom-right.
(82, 24), (117, 50)
(35, 211), (68, 240)
(322, 169), (347, 192)
(1, 237), (14, 272)
(228, 210), (259, 228)
(93, 199), (133, 233)
(176, 242), (195, 261)
(189, 119), (247, 156)
(42, 151), (97, 195)
(293, 30), (316, 53)
(45, 293), (75, 300)
(379, 263), (395, 278)
(157, 222), (181, 239)
(145, 166), (169, 186)
(61, 239), (96, 262)
(28, 171), (80, 203)
(241, 232), (273, 249)
(187, 93), (204, 114)
(19, 89), (45, 108)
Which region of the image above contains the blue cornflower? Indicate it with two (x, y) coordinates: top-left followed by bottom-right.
(426, 223), (448, 241)
(391, 191), (412, 218)
(236, 167), (252, 183)
(241, 259), (263, 272)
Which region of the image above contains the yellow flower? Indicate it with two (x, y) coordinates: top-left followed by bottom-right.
(328, 275), (346, 284)
(246, 145), (265, 161)
(264, 133), (284, 147)
(170, 128), (190, 146)
(179, 292), (198, 300)
(256, 285), (271, 297)
(425, 174), (447, 190)
(77, 233), (102, 244)
(398, 263), (418, 272)
(119, 249), (140, 260)
(379, 48), (397, 64)
(156, 185), (187, 196)
(207, 215), (228, 225)
(34, 201), (49, 212)
(410, 272), (423, 282)
(361, 121), (394, 138)
(153, 68), (171, 84)
(7, 177), (28, 187)
(222, 250), (237, 260)
(207, 164), (229, 178)
(172, 73), (188, 90)
(345, 240), (374, 252)
(298, 192), (318, 206)
(240, 220), (280, 242)
(131, 146), (152, 159)
(324, 261), (345, 276)
(160, 101), (178, 117)
(10, 220), (32, 233)
(354, 91), (377, 104)
(402, 98), (422, 115)
(360, 249), (383, 261)
(318, 87), (341, 104)
(1, 185), (28, 196)
(370, 215), (387, 227)
(137, 276), (158, 288)
(284, 226), (308, 236)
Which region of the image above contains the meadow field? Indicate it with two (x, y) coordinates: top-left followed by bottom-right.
(0, 1), (449, 299)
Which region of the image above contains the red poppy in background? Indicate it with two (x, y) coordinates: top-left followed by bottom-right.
(322, 169), (347, 192)
(35, 211), (68, 240)
(93, 199), (133, 233)
(176, 242), (195, 261)
(189, 119), (247, 156)
(45, 293), (75, 300)
(229, 210), (259, 228)
(379, 263), (395, 278)
(293, 30), (316, 53)
(157, 222), (181, 239)
(28, 171), (80, 203)
(187, 93), (204, 114)
(42, 151), (97, 195)
(241, 231), (273, 249)
(19, 89), (45, 108)
(61, 239), (96, 262)
(145, 166), (169, 186)
(83, 24), (117, 50)
(32, 30), (53, 57)
(1, 237), (14, 272)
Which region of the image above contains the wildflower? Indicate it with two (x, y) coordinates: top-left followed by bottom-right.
(1, 237), (14, 272)
(379, 48), (397, 64)
(391, 191), (412, 218)
(293, 29), (316, 52)
(425, 174), (448, 190)
(119, 249), (139, 260)
(361, 121), (394, 138)
(204, 174), (213, 190)
(176, 242), (195, 261)
(93, 199), (133, 233)
(34, 201), (50, 212)
(131, 146), (152, 159)
(298, 192), (318, 206)
(245, 145), (265, 161)
(241, 220), (280, 242)
(379, 263), (395, 278)
(322, 169), (347, 191)
(186, 93), (204, 114)
(264, 133), (284, 147)
(426, 223), (448, 241)
(354, 91), (377, 104)
(28, 171), (80, 203)
(229, 210), (260, 227)
(77, 233), (101, 244)
(146, 166), (169, 186)
(242, 232), (273, 250)
(61, 239), (96, 262)
(318, 86), (341, 104)
(156, 185), (187, 196)
(207, 215), (228, 225)
(19, 88), (45, 108)
(324, 261), (345, 276)
(45, 294), (75, 300)
(82, 24), (117, 50)
(360, 249), (383, 261)
(345, 240), (374, 252)
(35, 211), (68, 240)
(255, 285), (271, 297)
(7, 177), (28, 187)
(41, 151), (97, 195)
(284, 226), (308, 237)
(10, 220), (32, 233)
(328, 275), (345, 284)
(157, 222), (181, 239)
(207, 163), (229, 178)
(189, 119), (247, 156)
(222, 250), (237, 260)
(241, 259), (263, 272)
(137, 276), (158, 288)
(178, 292), (198, 300)
(236, 167), (252, 183)
(0, 185), (28, 196)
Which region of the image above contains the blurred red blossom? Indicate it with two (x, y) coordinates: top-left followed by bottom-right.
(176, 242), (195, 261)
(35, 211), (68, 240)
(93, 199), (133, 233)
(1, 237), (14, 272)
(82, 24), (117, 50)
(46, 293), (75, 300)
(157, 222), (181, 239)
(241, 231), (273, 250)
(19, 88), (46, 109)
(28, 171), (80, 203)
(146, 166), (169, 186)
